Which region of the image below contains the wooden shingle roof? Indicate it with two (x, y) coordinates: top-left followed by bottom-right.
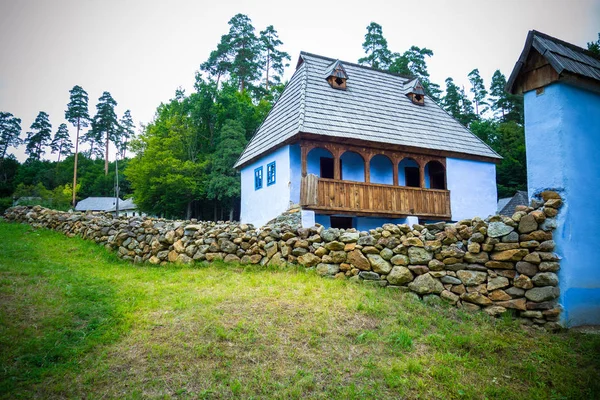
(507, 30), (600, 94)
(235, 52), (500, 168)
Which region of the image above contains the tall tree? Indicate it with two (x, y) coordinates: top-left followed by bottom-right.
(227, 14), (261, 92)
(459, 86), (477, 126)
(259, 25), (290, 91)
(358, 22), (393, 69)
(0, 112), (22, 159)
(489, 70), (511, 119)
(200, 39), (232, 89)
(25, 112), (52, 160)
(389, 46), (442, 100)
(442, 78), (475, 127)
(489, 70), (523, 123)
(587, 33), (600, 56)
(206, 119), (247, 221)
(91, 91), (119, 175)
(65, 85), (91, 206)
(118, 110), (135, 159)
(50, 123), (73, 162)
(467, 68), (488, 116)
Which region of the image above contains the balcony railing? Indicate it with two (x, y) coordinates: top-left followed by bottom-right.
(300, 175), (451, 219)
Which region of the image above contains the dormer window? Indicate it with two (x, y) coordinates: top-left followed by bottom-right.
(406, 79), (426, 105)
(325, 60), (348, 90)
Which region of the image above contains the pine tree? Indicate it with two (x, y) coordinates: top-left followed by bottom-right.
(200, 39), (232, 89)
(459, 86), (477, 126)
(50, 123), (73, 162)
(259, 25), (290, 91)
(390, 46), (442, 100)
(227, 14), (261, 92)
(25, 111), (52, 160)
(118, 110), (135, 159)
(467, 68), (488, 115)
(358, 22), (393, 69)
(489, 70), (511, 119)
(0, 112), (22, 159)
(65, 85), (91, 206)
(91, 91), (119, 175)
(443, 77), (462, 118)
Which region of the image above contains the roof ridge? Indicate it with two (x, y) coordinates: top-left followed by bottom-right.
(299, 51), (414, 80)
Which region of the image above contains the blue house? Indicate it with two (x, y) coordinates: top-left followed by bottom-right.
(234, 52), (501, 230)
(507, 30), (600, 326)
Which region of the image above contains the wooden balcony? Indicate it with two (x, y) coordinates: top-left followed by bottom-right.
(300, 175), (451, 219)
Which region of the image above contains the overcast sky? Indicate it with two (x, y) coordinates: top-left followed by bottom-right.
(1, 0), (599, 162)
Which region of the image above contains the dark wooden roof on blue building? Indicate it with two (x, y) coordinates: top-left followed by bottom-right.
(507, 30), (600, 94)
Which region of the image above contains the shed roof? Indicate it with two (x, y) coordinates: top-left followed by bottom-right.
(75, 197), (122, 212)
(497, 191), (529, 216)
(507, 30), (600, 93)
(234, 52), (500, 168)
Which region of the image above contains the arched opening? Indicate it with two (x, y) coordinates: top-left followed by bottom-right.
(307, 147), (334, 178)
(398, 158), (420, 187)
(425, 161), (446, 189)
(369, 154), (393, 185)
(340, 151), (365, 182)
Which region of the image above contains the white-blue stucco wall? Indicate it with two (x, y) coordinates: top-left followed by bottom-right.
(370, 155), (393, 184)
(341, 152), (365, 181)
(446, 158), (497, 221)
(289, 144), (301, 204)
(525, 82), (600, 326)
(240, 146), (291, 228)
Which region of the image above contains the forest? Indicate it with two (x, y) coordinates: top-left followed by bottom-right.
(1, 16), (598, 218)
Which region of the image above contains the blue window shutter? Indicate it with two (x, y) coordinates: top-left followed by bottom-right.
(267, 161), (276, 186)
(254, 166), (263, 190)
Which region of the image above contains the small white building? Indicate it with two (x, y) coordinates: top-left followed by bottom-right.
(234, 52), (501, 229)
(107, 198), (144, 217)
(75, 197), (123, 212)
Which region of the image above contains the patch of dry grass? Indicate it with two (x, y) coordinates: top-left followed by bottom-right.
(1, 221), (599, 399)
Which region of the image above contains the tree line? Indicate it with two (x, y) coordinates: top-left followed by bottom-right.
(2, 14), (598, 217)
(0, 85), (135, 211)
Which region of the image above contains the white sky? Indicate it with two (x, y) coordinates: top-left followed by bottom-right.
(1, 0), (599, 162)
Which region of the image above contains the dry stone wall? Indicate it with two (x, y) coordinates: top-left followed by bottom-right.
(3, 191), (564, 331)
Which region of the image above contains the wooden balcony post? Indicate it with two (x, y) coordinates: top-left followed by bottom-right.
(334, 154), (341, 180)
(392, 157), (399, 186)
(301, 144), (308, 177)
(419, 163), (426, 188)
(364, 152), (371, 183)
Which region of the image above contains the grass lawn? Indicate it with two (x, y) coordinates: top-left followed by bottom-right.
(0, 221), (599, 399)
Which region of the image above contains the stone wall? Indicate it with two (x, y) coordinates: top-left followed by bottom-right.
(3, 191), (564, 331)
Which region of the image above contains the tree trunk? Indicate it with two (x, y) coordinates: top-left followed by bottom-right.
(72, 119), (80, 207)
(186, 200), (192, 220)
(266, 49), (270, 92)
(105, 130), (109, 175)
(229, 206), (234, 222)
(220, 207), (224, 221)
(213, 201), (217, 222)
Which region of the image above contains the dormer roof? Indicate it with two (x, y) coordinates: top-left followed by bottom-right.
(234, 52), (500, 168)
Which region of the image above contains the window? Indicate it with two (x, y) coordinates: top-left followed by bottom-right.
(330, 216), (353, 229)
(320, 157), (334, 179)
(254, 166), (263, 190)
(405, 167), (420, 187)
(267, 161), (276, 186)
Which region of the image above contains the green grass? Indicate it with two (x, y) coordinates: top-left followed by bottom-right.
(0, 221), (599, 399)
